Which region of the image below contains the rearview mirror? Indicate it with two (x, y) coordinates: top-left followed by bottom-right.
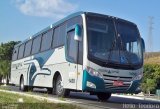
(141, 38), (145, 52)
(74, 24), (82, 41)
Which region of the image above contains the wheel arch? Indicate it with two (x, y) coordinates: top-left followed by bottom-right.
(19, 74), (23, 84)
(53, 71), (61, 89)
(19, 74), (27, 86)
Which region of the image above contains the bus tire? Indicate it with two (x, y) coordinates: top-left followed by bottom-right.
(97, 92), (111, 101)
(28, 86), (33, 91)
(47, 88), (53, 94)
(19, 76), (28, 92)
(55, 75), (70, 97)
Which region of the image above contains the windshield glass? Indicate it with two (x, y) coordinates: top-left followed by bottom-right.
(87, 15), (143, 67)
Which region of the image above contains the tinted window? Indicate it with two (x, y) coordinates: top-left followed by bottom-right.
(41, 29), (53, 51)
(52, 27), (59, 48)
(24, 40), (32, 57)
(18, 44), (25, 59)
(32, 35), (41, 54)
(59, 24), (66, 45)
(52, 23), (66, 48)
(66, 16), (83, 64)
(67, 30), (77, 63)
(87, 16), (116, 62)
(12, 47), (19, 61)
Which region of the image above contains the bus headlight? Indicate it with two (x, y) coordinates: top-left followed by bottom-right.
(133, 73), (143, 80)
(85, 66), (103, 78)
(87, 81), (96, 89)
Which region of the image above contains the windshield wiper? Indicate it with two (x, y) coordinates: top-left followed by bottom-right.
(118, 34), (132, 65)
(107, 39), (116, 63)
(107, 19), (118, 63)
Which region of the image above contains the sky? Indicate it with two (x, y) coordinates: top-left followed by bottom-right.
(0, 0), (160, 52)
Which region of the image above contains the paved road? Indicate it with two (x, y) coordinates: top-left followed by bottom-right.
(4, 86), (160, 109)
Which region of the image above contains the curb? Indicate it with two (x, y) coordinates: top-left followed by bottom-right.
(112, 94), (160, 102)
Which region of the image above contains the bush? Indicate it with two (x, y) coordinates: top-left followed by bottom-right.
(141, 64), (160, 94)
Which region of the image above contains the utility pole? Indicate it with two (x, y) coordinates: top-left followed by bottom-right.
(147, 16), (154, 52)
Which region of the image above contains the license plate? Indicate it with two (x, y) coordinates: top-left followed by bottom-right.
(113, 81), (124, 86)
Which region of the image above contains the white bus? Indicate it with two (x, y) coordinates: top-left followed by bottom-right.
(11, 12), (145, 101)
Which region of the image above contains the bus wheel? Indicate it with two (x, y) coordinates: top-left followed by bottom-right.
(55, 75), (70, 97)
(19, 76), (27, 91)
(47, 88), (53, 94)
(97, 92), (111, 101)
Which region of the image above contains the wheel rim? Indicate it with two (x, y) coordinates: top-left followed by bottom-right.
(56, 77), (63, 94)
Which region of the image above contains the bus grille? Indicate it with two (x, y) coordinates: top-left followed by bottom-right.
(103, 74), (132, 91)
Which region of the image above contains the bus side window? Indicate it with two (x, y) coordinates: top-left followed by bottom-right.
(52, 23), (66, 48)
(32, 35), (42, 54)
(52, 27), (60, 48)
(41, 29), (53, 51)
(67, 16), (83, 65)
(18, 44), (25, 59)
(24, 40), (32, 57)
(66, 30), (77, 63)
(12, 47), (19, 61)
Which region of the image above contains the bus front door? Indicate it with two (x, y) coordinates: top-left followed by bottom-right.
(66, 29), (79, 89)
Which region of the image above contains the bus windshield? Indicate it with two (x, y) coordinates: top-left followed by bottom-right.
(87, 15), (143, 69)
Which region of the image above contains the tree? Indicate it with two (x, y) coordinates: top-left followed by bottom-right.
(141, 64), (155, 93)
(0, 45), (4, 83)
(0, 41), (20, 60)
(141, 64), (160, 94)
(141, 78), (156, 95)
(0, 41), (20, 84)
(0, 60), (10, 84)
(146, 79), (156, 96)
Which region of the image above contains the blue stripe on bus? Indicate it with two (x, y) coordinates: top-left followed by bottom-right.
(26, 50), (54, 86)
(82, 70), (105, 92)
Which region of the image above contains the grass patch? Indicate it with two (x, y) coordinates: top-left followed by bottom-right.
(144, 52), (160, 65)
(26, 90), (33, 95)
(0, 91), (43, 103)
(58, 97), (66, 101)
(43, 93), (48, 98)
(0, 103), (81, 109)
(0, 91), (82, 109)
(144, 56), (160, 65)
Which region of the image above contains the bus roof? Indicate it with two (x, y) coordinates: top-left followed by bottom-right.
(14, 11), (136, 48)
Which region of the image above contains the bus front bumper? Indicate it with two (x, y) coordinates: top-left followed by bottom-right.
(82, 70), (141, 94)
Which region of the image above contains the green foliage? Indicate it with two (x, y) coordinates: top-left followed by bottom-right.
(0, 41), (20, 60)
(0, 60), (10, 77)
(141, 64), (160, 94)
(0, 41), (20, 83)
(141, 78), (156, 94)
(146, 79), (156, 95)
(146, 79), (156, 91)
